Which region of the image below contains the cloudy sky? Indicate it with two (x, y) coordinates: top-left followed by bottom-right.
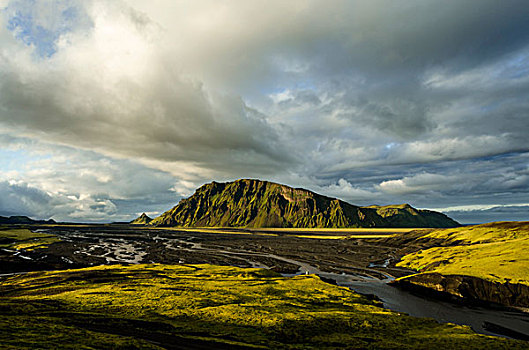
(0, 0), (528, 223)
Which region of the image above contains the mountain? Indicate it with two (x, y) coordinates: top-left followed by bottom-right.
(130, 213), (152, 225)
(149, 179), (459, 228)
(0, 215), (56, 225)
(365, 204), (460, 228)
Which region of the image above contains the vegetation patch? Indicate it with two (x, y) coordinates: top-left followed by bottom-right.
(152, 226), (404, 239)
(0, 229), (60, 250)
(396, 222), (529, 285)
(293, 234), (395, 239)
(153, 227), (280, 236)
(0, 263), (525, 349)
(292, 235), (348, 239)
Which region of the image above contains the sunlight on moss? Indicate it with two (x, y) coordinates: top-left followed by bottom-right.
(0, 263), (525, 349)
(0, 228), (60, 250)
(397, 223), (529, 285)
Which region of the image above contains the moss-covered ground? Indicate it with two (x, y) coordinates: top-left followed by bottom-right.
(0, 228), (60, 250)
(396, 222), (529, 285)
(0, 263), (525, 349)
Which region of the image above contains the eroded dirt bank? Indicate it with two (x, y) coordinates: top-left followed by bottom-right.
(393, 273), (529, 309)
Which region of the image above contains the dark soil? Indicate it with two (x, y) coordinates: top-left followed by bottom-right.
(0, 224), (412, 279)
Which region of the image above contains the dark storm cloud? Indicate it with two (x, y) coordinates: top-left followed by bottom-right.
(308, 0), (529, 75)
(0, 56), (290, 176)
(0, 181), (53, 218)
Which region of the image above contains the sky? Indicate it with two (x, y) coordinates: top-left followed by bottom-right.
(0, 0), (528, 224)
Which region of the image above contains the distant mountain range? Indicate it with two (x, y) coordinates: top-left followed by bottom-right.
(143, 179), (459, 228)
(0, 215), (56, 225)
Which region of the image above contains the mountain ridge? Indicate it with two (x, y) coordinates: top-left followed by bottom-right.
(0, 215), (56, 225)
(148, 179), (459, 228)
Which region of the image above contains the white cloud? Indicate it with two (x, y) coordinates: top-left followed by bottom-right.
(428, 203), (529, 212)
(0, 135), (182, 221)
(319, 178), (378, 202)
(269, 89), (294, 104)
(377, 173), (457, 195)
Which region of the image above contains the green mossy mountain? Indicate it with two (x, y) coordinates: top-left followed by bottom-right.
(149, 179), (459, 228)
(130, 213), (152, 225)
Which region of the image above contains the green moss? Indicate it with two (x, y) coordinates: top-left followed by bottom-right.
(0, 264), (524, 349)
(397, 222), (529, 285)
(0, 313), (162, 349)
(0, 228), (60, 250)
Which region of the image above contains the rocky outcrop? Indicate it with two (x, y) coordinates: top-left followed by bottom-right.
(149, 179), (460, 228)
(393, 273), (529, 308)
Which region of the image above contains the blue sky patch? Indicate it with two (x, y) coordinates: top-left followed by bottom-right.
(0, 149), (51, 172)
(4, 0), (91, 58)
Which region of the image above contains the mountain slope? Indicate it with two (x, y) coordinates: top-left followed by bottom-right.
(149, 179), (459, 228)
(366, 204), (459, 228)
(130, 213), (152, 225)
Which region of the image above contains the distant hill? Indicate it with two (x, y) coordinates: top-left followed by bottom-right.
(149, 179), (459, 228)
(365, 204), (460, 228)
(0, 215), (56, 225)
(130, 213), (152, 225)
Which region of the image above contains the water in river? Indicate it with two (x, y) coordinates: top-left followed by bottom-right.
(340, 276), (529, 339)
(277, 257), (529, 339)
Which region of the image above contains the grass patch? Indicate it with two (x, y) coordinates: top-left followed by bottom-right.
(293, 235), (348, 239)
(150, 226), (405, 239)
(149, 227), (279, 236)
(346, 234), (396, 239)
(293, 234), (395, 239)
(396, 222), (529, 285)
(245, 227), (414, 233)
(0, 229), (60, 250)
(0, 263), (525, 349)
